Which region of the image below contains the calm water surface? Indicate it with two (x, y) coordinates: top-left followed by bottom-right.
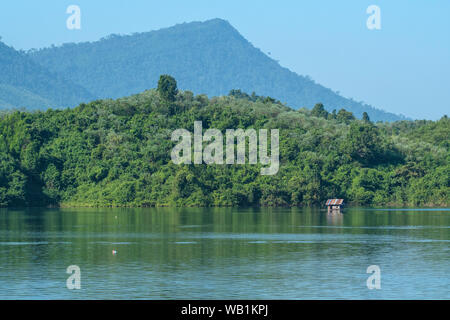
(0, 207), (448, 299)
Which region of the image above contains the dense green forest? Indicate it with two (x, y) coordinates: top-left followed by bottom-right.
(0, 77), (448, 208)
(27, 19), (404, 122)
(0, 41), (94, 110)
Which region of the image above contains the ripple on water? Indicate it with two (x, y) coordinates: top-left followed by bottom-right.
(0, 241), (72, 246)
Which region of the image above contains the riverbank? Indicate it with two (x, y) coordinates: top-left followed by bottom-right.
(2, 202), (448, 209)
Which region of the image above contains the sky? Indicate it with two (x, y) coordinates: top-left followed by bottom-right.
(0, 0), (449, 120)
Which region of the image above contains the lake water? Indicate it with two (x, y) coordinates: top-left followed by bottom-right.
(0, 207), (448, 300)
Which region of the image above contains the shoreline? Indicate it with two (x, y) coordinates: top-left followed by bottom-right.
(2, 204), (449, 210)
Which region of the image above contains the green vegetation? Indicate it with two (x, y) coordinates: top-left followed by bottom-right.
(0, 78), (448, 208)
(158, 75), (178, 102)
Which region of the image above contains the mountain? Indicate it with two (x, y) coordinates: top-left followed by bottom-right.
(27, 19), (405, 121)
(0, 41), (94, 110)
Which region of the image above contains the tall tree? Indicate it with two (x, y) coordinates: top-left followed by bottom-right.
(311, 103), (329, 119)
(346, 122), (381, 166)
(157, 74), (178, 102)
(362, 112), (371, 123)
(336, 109), (356, 124)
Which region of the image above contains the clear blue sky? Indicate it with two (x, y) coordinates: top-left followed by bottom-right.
(0, 0), (449, 119)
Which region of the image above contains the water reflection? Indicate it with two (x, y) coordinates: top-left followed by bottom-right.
(0, 207), (448, 299)
(326, 211), (343, 226)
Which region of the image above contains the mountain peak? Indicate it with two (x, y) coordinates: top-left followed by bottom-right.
(172, 18), (235, 30)
(201, 18), (237, 29)
(22, 20), (405, 121)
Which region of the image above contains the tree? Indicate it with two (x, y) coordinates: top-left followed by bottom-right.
(336, 109), (356, 124)
(346, 122), (382, 166)
(157, 74), (178, 102)
(362, 112), (371, 123)
(311, 103), (329, 119)
(330, 109), (337, 119)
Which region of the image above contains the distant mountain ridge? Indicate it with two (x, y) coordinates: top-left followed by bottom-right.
(1, 19), (405, 121)
(0, 41), (95, 110)
(27, 19), (405, 121)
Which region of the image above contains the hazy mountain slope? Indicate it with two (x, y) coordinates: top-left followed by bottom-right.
(0, 84), (53, 110)
(0, 41), (95, 110)
(28, 19), (404, 121)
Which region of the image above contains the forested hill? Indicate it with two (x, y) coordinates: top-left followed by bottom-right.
(0, 41), (95, 110)
(0, 78), (447, 208)
(28, 19), (405, 122)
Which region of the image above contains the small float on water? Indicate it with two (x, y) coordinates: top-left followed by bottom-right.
(325, 199), (344, 213)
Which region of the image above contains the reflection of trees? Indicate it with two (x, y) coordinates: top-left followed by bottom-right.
(0, 207), (448, 297)
(326, 212), (343, 226)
